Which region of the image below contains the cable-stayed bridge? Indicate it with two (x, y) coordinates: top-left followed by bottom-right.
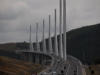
(16, 0), (86, 75)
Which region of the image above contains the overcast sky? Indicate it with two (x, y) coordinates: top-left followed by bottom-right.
(0, 0), (100, 43)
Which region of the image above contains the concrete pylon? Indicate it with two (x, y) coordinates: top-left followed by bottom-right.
(54, 9), (59, 56)
(63, 0), (67, 60)
(36, 23), (40, 52)
(29, 25), (33, 62)
(29, 53), (33, 62)
(48, 15), (53, 54)
(42, 19), (47, 53)
(59, 0), (63, 58)
(29, 25), (34, 51)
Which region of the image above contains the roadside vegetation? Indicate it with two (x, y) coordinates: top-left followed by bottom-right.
(0, 56), (45, 75)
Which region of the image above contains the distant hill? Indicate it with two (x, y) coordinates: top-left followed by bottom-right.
(0, 23), (100, 64)
(0, 43), (17, 52)
(43, 23), (100, 64)
(67, 24), (100, 64)
(42, 23), (100, 64)
(0, 42), (29, 51)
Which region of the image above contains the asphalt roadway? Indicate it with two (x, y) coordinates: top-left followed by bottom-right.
(40, 55), (86, 75)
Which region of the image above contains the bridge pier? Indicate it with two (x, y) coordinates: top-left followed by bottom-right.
(39, 54), (42, 64)
(33, 54), (35, 63)
(42, 19), (47, 53)
(54, 9), (59, 56)
(29, 53), (33, 62)
(35, 54), (39, 64)
(63, 0), (67, 61)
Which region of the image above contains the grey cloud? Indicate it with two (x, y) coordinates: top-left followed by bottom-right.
(0, 0), (100, 43)
(67, 0), (100, 30)
(0, 0), (30, 20)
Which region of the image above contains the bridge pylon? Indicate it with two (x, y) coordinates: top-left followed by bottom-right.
(48, 15), (53, 54)
(29, 24), (34, 51)
(63, 0), (67, 61)
(59, 0), (63, 59)
(42, 19), (47, 53)
(54, 9), (59, 56)
(36, 23), (40, 52)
